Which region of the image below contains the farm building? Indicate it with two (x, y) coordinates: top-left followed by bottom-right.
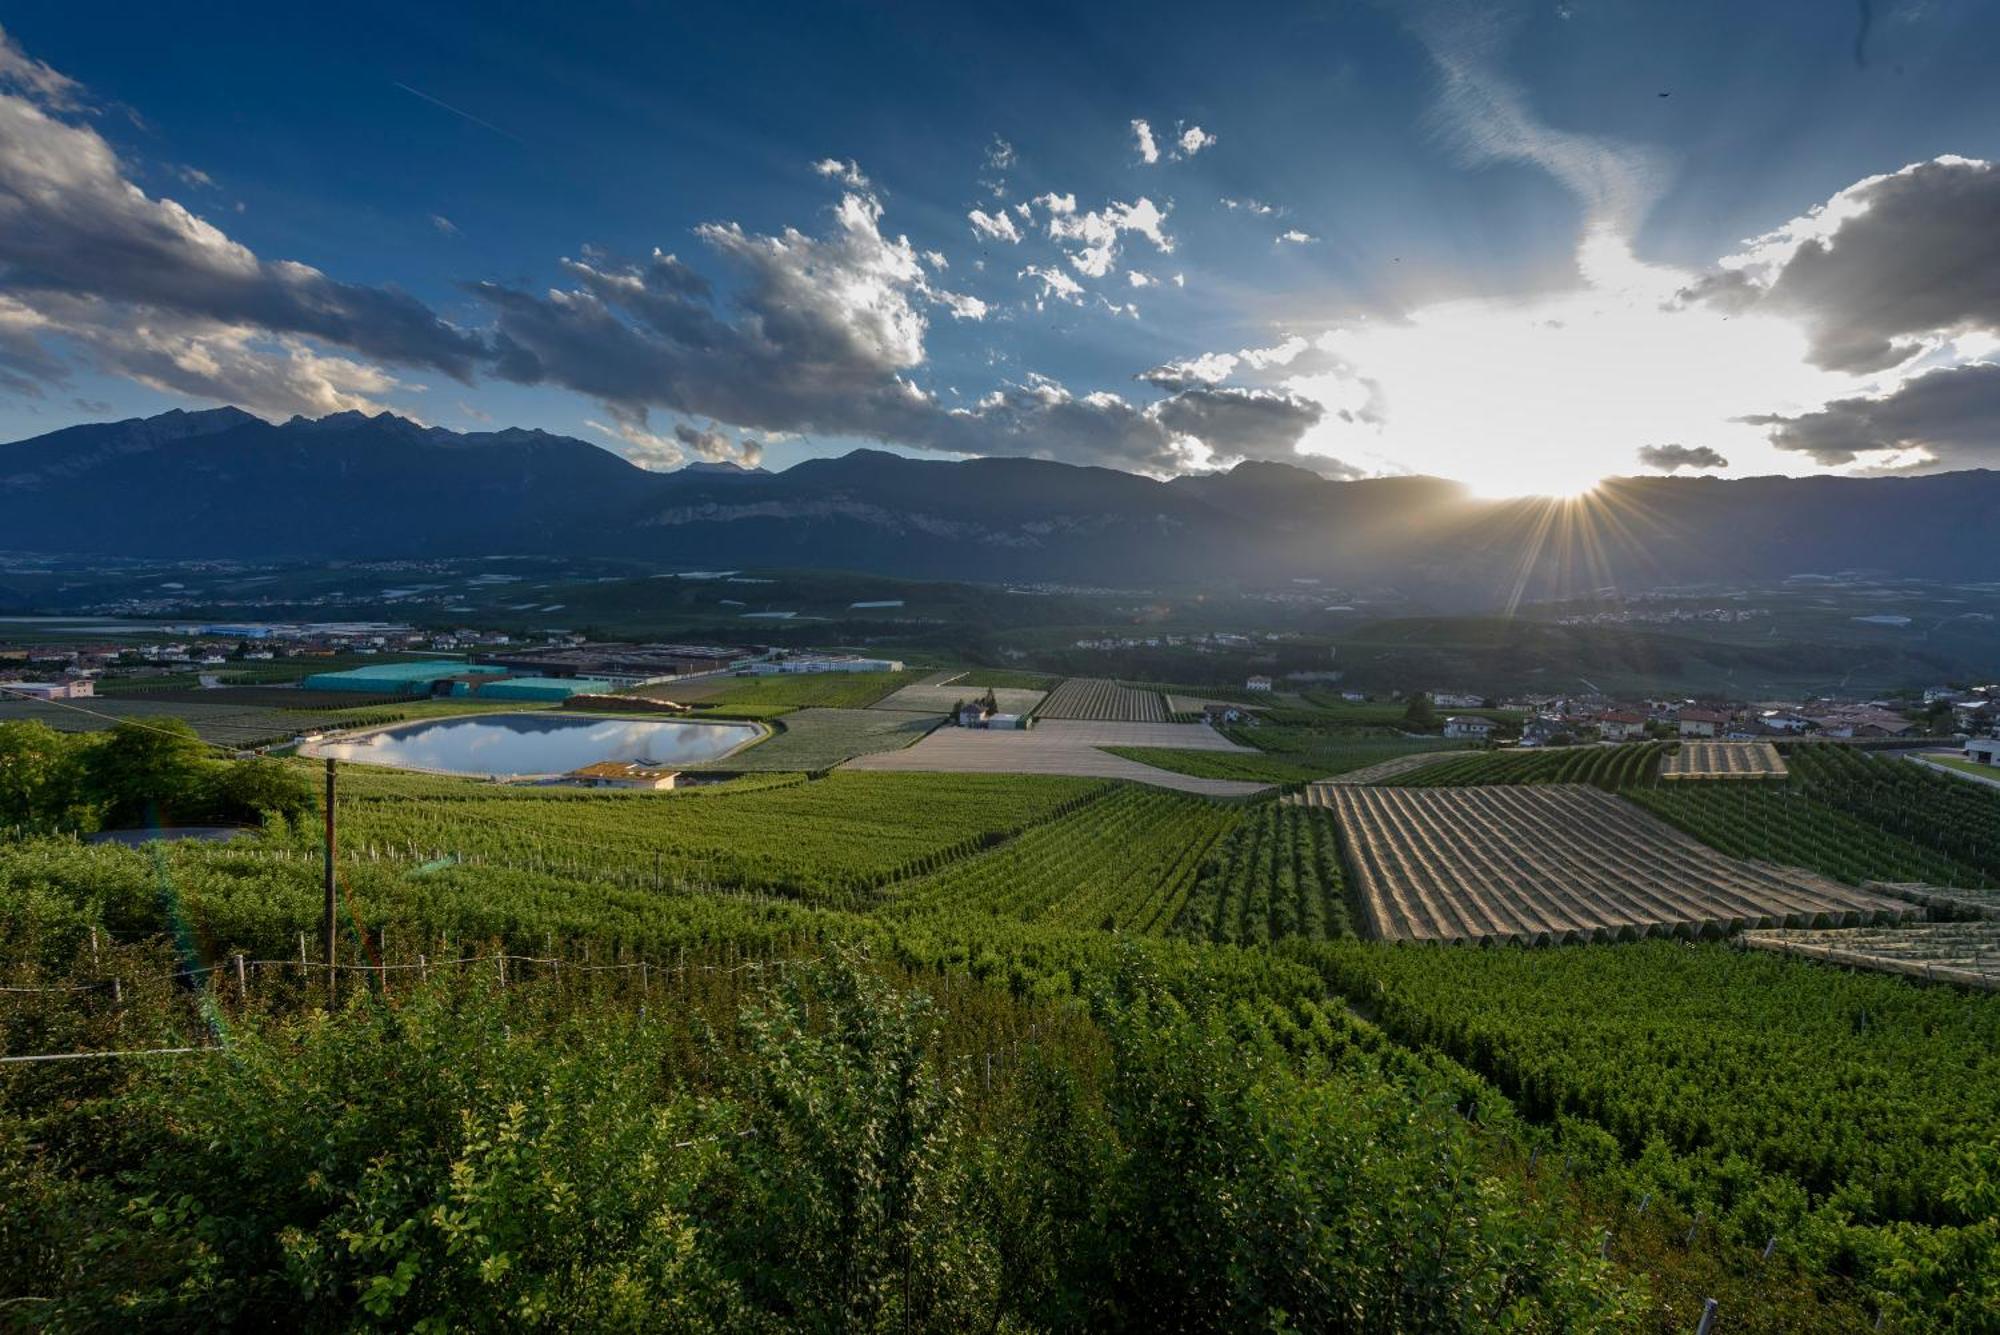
(1245, 676), (1274, 693)
(302, 661), (506, 695)
(1676, 708), (1731, 738)
(473, 676), (619, 702)
(0, 678), (94, 700)
(1443, 716), (1495, 740)
(566, 761), (679, 790)
(1204, 702), (1251, 725)
(956, 700), (995, 727)
(1966, 738), (2000, 767)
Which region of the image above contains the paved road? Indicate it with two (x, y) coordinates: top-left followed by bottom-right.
(841, 718), (1270, 797)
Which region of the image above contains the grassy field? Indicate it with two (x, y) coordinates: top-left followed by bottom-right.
(1923, 753), (2000, 783)
(646, 669), (920, 717)
(1102, 746), (1332, 785)
(693, 707), (937, 772)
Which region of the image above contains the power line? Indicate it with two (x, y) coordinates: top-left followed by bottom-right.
(0, 684), (246, 756)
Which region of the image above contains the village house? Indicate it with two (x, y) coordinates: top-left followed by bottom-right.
(1966, 737), (2000, 767)
(1675, 707), (1731, 739)
(1244, 675), (1274, 693)
(1805, 705), (1914, 739)
(1595, 710), (1648, 742)
(1203, 701), (1250, 726)
(1443, 715), (1495, 741)
(1518, 716), (1571, 747)
(1953, 699), (1999, 736)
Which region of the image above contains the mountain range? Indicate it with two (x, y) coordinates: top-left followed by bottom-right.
(4, 407), (1997, 606)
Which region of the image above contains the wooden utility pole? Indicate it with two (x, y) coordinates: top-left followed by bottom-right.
(323, 757), (338, 1000)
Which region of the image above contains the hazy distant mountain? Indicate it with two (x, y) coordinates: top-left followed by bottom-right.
(3, 408), (1997, 605)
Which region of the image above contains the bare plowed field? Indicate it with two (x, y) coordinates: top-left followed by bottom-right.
(1327, 783), (1914, 944)
(1662, 741), (1787, 780)
(840, 718), (1267, 796)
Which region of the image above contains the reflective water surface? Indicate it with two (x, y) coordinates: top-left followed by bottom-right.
(310, 712), (759, 777)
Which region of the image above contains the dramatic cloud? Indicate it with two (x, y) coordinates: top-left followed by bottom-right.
(967, 207), (1021, 243)
(1636, 443), (1729, 472)
(1150, 386), (1328, 467)
(1679, 156), (2000, 373)
(477, 184), (1309, 474)
(1176, 125), (1218, 157)
(1131, 119), (1160, 164)
(0, 30), (482, 416)
(1744, 361), (2000, 470)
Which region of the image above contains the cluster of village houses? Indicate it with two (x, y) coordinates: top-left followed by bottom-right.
(1431, 685), (2000, 753)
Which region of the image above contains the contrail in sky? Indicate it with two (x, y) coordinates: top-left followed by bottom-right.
(392, 80), (525, 145)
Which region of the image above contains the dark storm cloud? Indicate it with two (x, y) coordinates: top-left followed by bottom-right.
(1744, 361), (2000, 470)
(1679, 157), (2000, 374)
(1636, 443), (1729, 472)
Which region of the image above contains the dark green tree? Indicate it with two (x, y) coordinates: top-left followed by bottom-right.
(213, 757), (315, 824)
(1402, 693), (1437, 730)
(81, 718), (214, 827)
(0, 720), (94, 834)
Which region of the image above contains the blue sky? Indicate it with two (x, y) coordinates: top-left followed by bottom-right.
(2, 0), (1998, 493)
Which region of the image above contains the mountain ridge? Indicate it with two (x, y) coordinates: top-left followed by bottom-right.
(2, 408), (1995, 605)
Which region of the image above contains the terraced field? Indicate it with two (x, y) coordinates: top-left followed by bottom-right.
(1033, 677), (1166, 722)
(1326, 784), (1915, 944)
(1662, 740), (1787, 780)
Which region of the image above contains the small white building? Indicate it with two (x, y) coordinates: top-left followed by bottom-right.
(1443, 715), (1495, 740)
(568, 761), (679, 790)
(1965, 738), (2000, 767)
(1245, 675), (1274, 693)
(0, 678), (95, 700)
(984, 713), (1024, 730)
